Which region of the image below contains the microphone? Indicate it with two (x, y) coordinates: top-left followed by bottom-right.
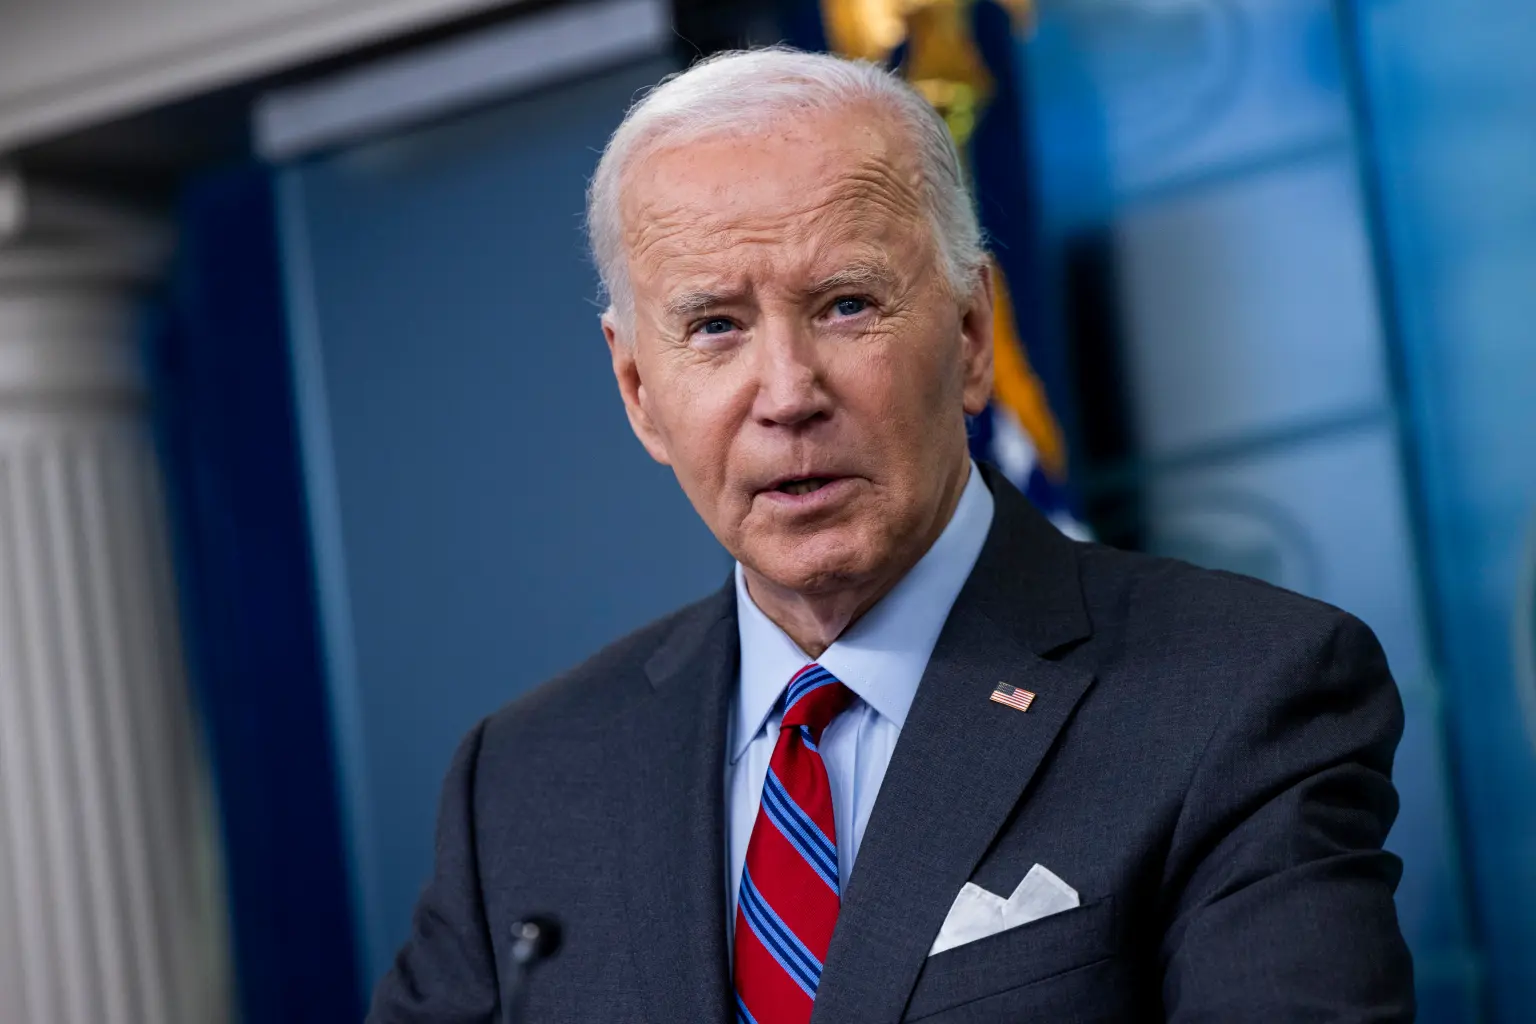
(503, 916), (562, 1024)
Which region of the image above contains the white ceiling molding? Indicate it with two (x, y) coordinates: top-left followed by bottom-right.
(0, 0), (525, 153)
(255, 0), (670, 161)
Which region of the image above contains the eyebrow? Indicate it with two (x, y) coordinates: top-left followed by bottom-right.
(663, 290), (739, 320)
(806, 257), (898, 297)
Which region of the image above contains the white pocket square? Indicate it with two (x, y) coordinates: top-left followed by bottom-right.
(928, 863), (1080, 956)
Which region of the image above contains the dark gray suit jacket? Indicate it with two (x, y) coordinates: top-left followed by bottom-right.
(370, 468), (1414, 1022)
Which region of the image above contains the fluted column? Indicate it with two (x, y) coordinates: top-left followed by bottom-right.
(0, 170), (230, 1024)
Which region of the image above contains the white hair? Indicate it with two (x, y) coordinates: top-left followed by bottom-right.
(586, 45), (987, 331)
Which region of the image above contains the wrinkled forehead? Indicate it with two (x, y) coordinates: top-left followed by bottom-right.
(617, 109), (933, 295)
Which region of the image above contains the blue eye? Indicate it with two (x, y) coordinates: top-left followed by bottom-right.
(699, 318), (735, 335)
(832, 297), (868, 317)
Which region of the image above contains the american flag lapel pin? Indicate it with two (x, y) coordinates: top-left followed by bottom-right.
(989, 682), (1036, 713)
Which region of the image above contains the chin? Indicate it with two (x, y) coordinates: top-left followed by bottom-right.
(747, 533), (883, 595)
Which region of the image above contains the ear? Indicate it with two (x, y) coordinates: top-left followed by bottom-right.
(604, 313), (673, 466)
(959, 263), (996, 417)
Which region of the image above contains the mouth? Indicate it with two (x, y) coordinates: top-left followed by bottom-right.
(755, 474), (858, 510)
(771, 476), (838, 497)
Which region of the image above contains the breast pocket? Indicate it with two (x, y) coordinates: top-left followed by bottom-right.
(903, 895), (1118, 1021)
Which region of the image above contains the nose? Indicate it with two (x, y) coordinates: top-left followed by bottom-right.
(750, 319), (831, 428)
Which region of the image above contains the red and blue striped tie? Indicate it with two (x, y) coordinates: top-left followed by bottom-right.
(734, 664), (854, 1024)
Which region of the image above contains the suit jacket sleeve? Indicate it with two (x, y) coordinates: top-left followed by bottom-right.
(368, 719), (499, 1023)
(1161, 610), (1415, 1020)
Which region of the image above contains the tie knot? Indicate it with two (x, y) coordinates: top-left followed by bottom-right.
(780, 664), (853, 738)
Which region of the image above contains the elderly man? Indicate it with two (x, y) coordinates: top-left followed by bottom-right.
(370, 48), (1413, 1023)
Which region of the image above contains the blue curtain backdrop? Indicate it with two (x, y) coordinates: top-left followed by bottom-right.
(150, 166), (363, 1023)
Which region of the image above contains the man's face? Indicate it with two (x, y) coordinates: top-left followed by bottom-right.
(606, 105), (993, 597)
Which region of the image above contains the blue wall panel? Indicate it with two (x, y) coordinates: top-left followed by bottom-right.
(275, 55), (731, 989)
(1028, 0), (1483, 1015)
(1349, 1), (1536, 1018)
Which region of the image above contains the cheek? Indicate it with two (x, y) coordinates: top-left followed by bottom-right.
(837, 317), (962, 429)
(643, 360), (745, 484)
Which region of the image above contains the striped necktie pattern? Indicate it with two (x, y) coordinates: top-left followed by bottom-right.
(734, 664), (853, 1024)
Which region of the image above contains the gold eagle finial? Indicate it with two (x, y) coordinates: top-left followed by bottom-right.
(822, 1), (1034, 148)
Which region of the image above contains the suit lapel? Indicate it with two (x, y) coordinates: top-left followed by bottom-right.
(618, 584), (738, 1024)
(810, 469), (1096, 1024)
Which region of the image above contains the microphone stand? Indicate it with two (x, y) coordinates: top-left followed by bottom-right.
(502, 916), (562, 1024)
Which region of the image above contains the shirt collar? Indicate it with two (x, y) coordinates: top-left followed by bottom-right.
(732, 461), (995, 762)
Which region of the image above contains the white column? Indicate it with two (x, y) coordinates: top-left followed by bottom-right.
(0, 170), (231, 1024)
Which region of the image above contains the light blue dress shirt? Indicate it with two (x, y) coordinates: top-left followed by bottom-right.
(726, 462), (995, 931)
